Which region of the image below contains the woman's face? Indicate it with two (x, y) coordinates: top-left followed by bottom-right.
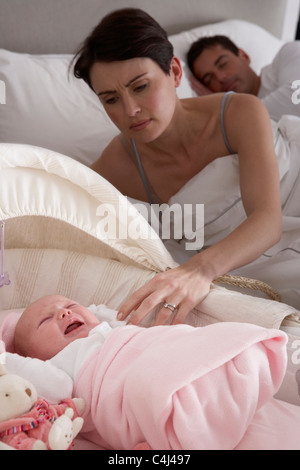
(90, 57), (182, 143)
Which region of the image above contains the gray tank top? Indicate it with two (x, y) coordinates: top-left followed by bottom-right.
(119, 91), (235, 204)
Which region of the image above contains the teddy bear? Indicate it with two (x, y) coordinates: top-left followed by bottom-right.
(0, 363), (84, 450)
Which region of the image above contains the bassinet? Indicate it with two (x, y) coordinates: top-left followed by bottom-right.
(0, 142), (299, 328)
(1, 143), (300, 450)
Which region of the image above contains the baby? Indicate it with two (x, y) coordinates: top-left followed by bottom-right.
(14, 295), (102, 360)
(8, 294), (300, 450)
(8, 294), (123, 406)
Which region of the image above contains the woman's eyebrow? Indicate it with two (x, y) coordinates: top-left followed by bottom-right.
(97, 73), (148, 97)
(125, 73), (147, 87)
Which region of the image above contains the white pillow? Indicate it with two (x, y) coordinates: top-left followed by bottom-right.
(0, 50), (119, 166)
(170, 19), (283, 74)
(0, 20), (283, 166)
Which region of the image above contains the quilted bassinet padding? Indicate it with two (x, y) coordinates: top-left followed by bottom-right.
(1, 248), (156, 311)
(2, 246), (297, 331)
(0, 143), (176, 269)
(0, 142), (177, 310)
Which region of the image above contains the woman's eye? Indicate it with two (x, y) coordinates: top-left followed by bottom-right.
(105, 96), (118, 105)
(134, 83), (148, 93)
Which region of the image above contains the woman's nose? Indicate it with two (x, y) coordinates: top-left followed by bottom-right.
(123, 96), (141, 117)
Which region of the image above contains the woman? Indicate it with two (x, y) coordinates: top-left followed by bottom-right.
(73, 8), (281, 325)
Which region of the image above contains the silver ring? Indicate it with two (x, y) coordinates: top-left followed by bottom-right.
(163, 302), (177, 312)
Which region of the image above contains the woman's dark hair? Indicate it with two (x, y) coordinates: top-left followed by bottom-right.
(187, 35), (239, 73)
(73, 8), (174, 90)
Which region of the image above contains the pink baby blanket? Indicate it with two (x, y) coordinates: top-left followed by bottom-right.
(74, 322), (300, 450)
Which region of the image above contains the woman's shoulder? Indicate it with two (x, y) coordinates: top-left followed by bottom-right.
(90, 135), (144, 195)
(101, 134), (127, 159)
(196, 93), (269, 129)
(223, 93), (270, 126)
(91, 135), (129, 176)
(183, 92), (262, 111)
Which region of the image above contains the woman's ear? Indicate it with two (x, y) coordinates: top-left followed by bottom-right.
(170, 56), (183, 88)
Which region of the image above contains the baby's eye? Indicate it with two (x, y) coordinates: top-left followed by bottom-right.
(38, 316), (52, 327)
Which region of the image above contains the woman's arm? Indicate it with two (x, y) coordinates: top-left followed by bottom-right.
(117, 94), (282, 325)
(205, 93), (282, 272)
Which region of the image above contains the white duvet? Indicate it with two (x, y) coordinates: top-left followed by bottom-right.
(147, 115), (300, 311)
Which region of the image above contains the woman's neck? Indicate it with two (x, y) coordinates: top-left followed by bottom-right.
(143, 99), (199, 161)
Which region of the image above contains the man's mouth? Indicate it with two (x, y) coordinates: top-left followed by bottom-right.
(64, 321), (84, 335)
(224, 80), (237, 92)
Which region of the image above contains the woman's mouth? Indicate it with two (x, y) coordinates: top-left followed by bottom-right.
(130, 119), (152, 131)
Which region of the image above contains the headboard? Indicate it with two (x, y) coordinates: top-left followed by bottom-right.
(1, 0), (299, 54)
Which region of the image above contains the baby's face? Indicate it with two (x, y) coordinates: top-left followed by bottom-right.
(14, 295), (100, 360)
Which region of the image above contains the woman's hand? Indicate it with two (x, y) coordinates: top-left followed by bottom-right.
(117, 257), (212, 326)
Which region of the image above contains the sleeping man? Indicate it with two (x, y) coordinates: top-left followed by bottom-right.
(3, 294), (300, 450)
(187, 36), (300, 121)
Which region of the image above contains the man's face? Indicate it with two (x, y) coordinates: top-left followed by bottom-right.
(192, 45), (257, 94)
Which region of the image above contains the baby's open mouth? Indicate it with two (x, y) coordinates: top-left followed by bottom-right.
(64, 321), (84, 335)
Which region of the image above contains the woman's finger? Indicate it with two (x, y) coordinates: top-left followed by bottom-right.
(117, 270), (175, 321)
(118, 282), (165, 324)
(152, 300), (179, 326)
(117, 281), (154, 319)
(118, 261), (212, 325)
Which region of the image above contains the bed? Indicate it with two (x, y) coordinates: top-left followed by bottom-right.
(1, 0), (300, 451)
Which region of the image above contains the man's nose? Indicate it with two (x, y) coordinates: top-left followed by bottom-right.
(215, 70), (227, 83)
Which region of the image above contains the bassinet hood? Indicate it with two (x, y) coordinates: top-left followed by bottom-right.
(0, 143), (177, 272)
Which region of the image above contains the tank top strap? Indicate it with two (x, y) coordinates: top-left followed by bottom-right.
(119, 92), (235, 204)
(220, 91), (235, 155)
(118, 134), (162, 205)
